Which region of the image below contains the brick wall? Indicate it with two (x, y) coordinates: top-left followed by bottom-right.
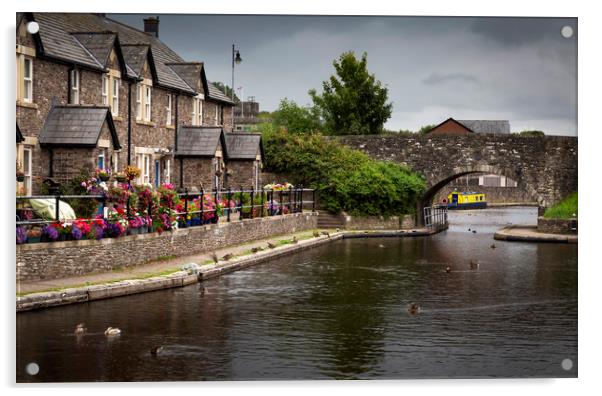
(173, 157), (221, 190)
(428, 119), (471, 136)
(16, 212), (318, 282)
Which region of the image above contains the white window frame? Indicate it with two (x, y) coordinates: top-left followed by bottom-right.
(213, 158), (220, 190)
(111, 77), (120, 116)
(22, 57), (33, 103)
(144, 85), (152, 121)
(215, 104), (219, 124)
(166, 95), (172, 125)
(136, 84), (142, 120)
(70, 69), (80, 104)
(22, 146), (33, 196)
(98, 149), (106, 170)
(112, 152), (119, 173)
(102, 75), (109, 105)
(165, 159), (171, 183)
(136, 153), (152, 185)
(192, 97), (203, 126)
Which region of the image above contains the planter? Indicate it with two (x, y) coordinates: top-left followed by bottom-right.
(128, 228), (140, 236)
(16, 175), (25, 182)
(27, 236), (41, 243)
(191, 218), (202, 226)
(211, 217), (218, 224)
(99, 175), (110, 182)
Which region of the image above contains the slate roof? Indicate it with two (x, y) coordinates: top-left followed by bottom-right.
(121, 44), (151, 77)
(175, 127), (225, 157)
(207, 81), (235, 104)
(39, 106), (120, 149)
(225, 133), (263, 161)
(457, 120), (510, 134)
(70, 32), (116, 68)
(167, 62), (204, 93)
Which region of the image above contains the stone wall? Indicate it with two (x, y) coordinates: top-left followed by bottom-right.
(342, 214), (415, 230)
(537, 217), (578, 235)
(16, 212), (318, 282)
(225, 160), (261, 189)
(337, 134), (578, 210)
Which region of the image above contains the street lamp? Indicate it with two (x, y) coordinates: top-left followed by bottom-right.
(231, 44), (242, 102)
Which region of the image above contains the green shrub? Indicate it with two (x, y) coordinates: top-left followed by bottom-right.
(544, 192), (577, 219)
(262, 128), (426, 216)
(40, 170), (99, 218)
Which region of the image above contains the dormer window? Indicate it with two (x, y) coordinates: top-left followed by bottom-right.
(70, 69), (80, 104)
(192, 96), (203, 126)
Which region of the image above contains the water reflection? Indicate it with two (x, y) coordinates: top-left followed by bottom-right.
(17, 207), (577, 381)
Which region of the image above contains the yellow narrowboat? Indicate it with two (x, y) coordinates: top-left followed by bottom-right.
(443, 191), (487, 209)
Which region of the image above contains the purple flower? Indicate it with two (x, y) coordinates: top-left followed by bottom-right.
(16, 227), (27, 244)
(42, 225), (59, 241)
(71, 225), (83, 240)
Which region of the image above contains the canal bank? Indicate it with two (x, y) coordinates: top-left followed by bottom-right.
(494, 225), (577, 243)
(17, 227), (441, 312)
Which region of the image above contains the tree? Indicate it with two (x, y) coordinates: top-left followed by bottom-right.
(271, 99), (322, 134)
(309, 51), (392, 135)
(517, 130), (545, 137)
(212, 82), (240, 102)
(418, 124), (436, 135)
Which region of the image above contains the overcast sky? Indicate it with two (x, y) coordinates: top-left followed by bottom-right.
(111, 14), (577, 135)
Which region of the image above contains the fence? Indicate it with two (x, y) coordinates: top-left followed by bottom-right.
(423, 205), (448, 231)
(16, 186), (316, 228)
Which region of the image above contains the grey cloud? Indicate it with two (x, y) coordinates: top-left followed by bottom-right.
(422, 72), (479, 85)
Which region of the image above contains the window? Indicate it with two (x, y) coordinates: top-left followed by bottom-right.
(102, 75), (109, 105)
(97, 149), (106, 170)
(164, 159), (171, 183)
(254, 161), (260, 190)
(144, 85), (152, 121)
(22, 147), (32, 195)
(135, 153), (152, 185)
(112, 152), (119, 173)
(192, 96), (203, 126)
(166, 95), (172, 125)
(136, 84), (142, 120)
(213, 158), (221, 190)
(111, 77), (120, 116)
(22, 57), (33, 103)
(214, 104), (219, 124)
(70, 69), (80, 104)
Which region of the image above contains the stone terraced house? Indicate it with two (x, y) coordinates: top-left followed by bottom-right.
(16, 13), (261, 195)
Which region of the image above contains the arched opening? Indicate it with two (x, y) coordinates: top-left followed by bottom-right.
(416, 164), (544, 226)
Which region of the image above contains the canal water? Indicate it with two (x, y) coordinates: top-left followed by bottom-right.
(16, 207), (577, 381)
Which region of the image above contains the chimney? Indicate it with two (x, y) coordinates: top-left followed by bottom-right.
(143, 16), (159, 38)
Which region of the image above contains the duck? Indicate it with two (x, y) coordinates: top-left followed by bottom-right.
(200, 286), (207, 296)
(321, 231), (330, 238)
(251, 247), (262, 253)
(490, 243), (496, 249)
(74, 323), (86, 335)
(313, 231), (320, 238)
(267, 241), (277, 249)
(445, 266), (451, 273)
(104, 327), (121, 336)
(378, 244), (385, 248)
(469, 260), (479, 270)
(407, 303), (420, 315)
(292, 236), (298, 244)
(336, 228), (340, 233)
(150, 346), (163, 356)
(221, 253), (233, 261)
(468, 228), (471, 232)
(210, 252), (219, 263)
(472, 230), (477, 234)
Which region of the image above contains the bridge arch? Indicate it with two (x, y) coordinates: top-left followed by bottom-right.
(417, 164), (544, 225)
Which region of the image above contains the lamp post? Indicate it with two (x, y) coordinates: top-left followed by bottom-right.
(231, 44), (242, 102)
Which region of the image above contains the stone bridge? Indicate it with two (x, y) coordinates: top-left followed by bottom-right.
(337, 134), (578, 223)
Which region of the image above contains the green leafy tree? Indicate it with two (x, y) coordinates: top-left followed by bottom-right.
(271, 98), (322, 134)
(212, 82), (240, 102)
(517, 130), (545, 137)
(418, 124), (436, 135)
(309, 51), (392, 135)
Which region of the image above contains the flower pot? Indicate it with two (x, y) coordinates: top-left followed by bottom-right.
(16, 175), (25, 182)
(59, 234), (67, 241)
(27, 236), (41, 244)
(99, 175), (110, 182)
(191, 218), (201, 226)
(128, 228), (139, 236)
(211, 217), (218, 224)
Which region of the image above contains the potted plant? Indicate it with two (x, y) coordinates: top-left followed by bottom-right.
(96, 168), (110, 182)
(42, 224), (59, 242)
(16, 226), (27, 244)
(16, 164), (25, 182)
(114, 172), (127, 183)
(27, 228), (42, 243)
(125, 165), (141, 182)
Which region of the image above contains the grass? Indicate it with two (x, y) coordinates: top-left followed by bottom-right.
(544, 192), (577, 219)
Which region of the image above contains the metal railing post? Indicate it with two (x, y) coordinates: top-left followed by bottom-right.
(312, 189), (316, 213)
(227, 188), (232, 222)
(260, 187), (265, 217)
(250, 186), (255, 219)
(183, 188), (188, 228)
(148, 199), (153, 232)
(288, 186), (292, 214)
(55, 194), (60, 222)
(213, 188), (218, 221)
(270, 189), (274, 217)
(200, 188), (204, 224)
(279, 189), (283, 215)
(239, 185), (244, 221)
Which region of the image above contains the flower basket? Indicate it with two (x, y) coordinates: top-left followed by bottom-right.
(99, 175), (110, 182)
(17, 175), (25, 182)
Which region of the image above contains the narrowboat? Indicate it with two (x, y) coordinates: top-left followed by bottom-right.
(443, 191), (487, 209)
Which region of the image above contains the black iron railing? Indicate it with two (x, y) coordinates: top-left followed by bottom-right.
(423, 205), (448, 231)
(16, 187), (316, 227)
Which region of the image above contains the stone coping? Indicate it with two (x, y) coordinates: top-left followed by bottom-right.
(16, 227), (441, 312)
(494, 225), (577, 243)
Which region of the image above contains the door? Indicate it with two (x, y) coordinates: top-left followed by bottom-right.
(154, 160), (160, 187)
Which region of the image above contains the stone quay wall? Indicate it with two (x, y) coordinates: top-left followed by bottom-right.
(342, 214), (416, 230)
(537, 217), (578, 235)
(16, 212), (318, 282)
